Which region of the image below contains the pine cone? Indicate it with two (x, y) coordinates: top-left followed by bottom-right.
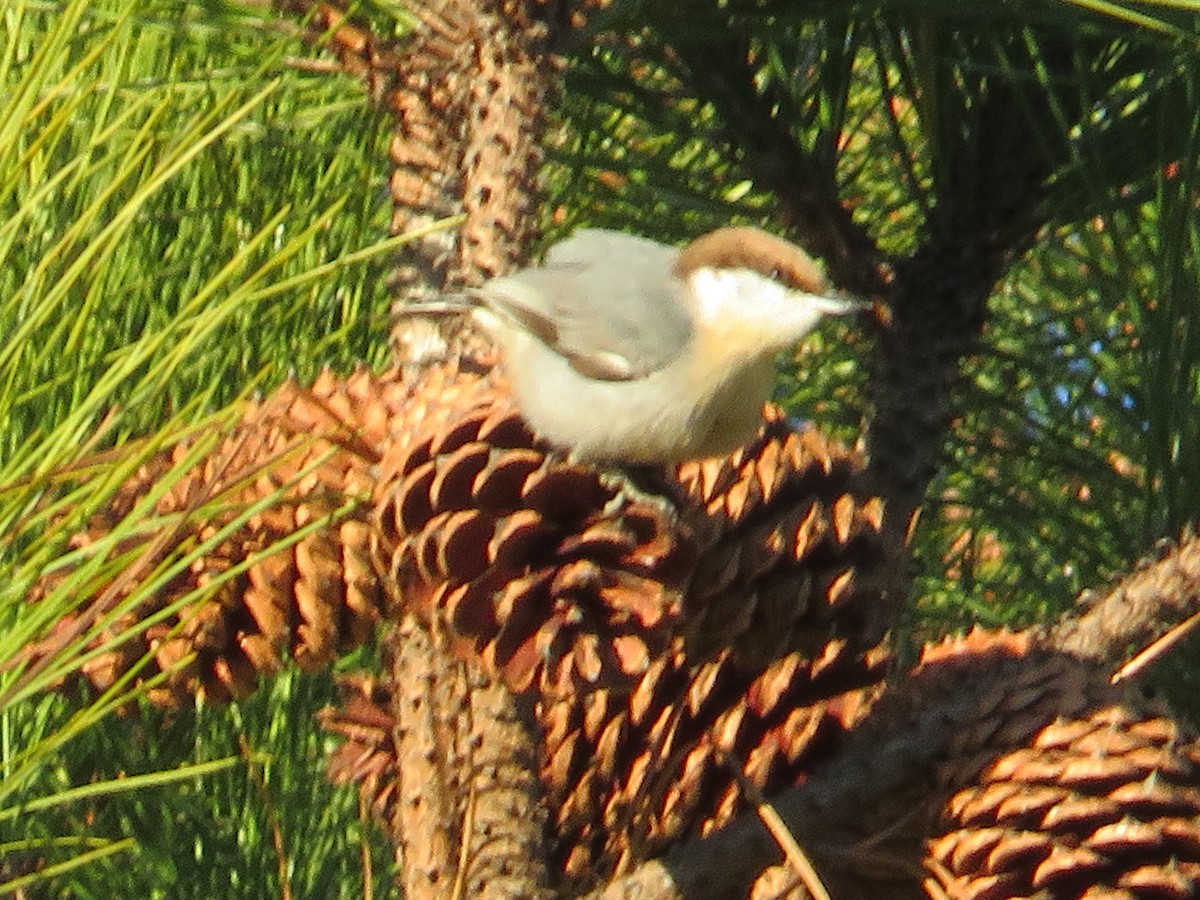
(28, 367), (402, 705)
(359, 368), (899, 883)
(372, 364), (898, 698)
(540, 641), (888, 883)
(320, 639), (887, 890)
(791, 629), (1200, 900)
(372, 367), (695, 697)
(675, 406), (897, 671)
(927, 705), (1200, 900)
(320, 672), (401, 822)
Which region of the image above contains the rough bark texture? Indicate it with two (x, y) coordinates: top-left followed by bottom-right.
(864, 245), (997, 526)
(276, 0), (561, 358)
(388, 612), (552, 900)
(1054, 533), (1200, 666)
(380, 0), (560, 373)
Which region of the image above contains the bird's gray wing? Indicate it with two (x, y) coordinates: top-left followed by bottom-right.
(476, 230), (694, 381)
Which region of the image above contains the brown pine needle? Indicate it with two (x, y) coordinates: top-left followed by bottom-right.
(718, 750), (832, 900)
(449, 777), (477, 900)
(1112, 607), (1200, 684)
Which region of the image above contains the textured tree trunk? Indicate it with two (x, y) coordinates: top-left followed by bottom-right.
(389, 613), (552, 900)
(864, 245), (998, 534)
(383, 0), (561, 371)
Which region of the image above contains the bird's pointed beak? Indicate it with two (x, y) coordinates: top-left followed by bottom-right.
(800, 290), (869, 316)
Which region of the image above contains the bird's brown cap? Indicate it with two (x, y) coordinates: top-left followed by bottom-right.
(674, 227), (829, 294)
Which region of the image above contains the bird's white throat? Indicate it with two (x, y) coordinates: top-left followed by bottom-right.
(684, 266), (850, 349)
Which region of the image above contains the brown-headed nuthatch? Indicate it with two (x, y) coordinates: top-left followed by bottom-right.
(471, 226), (861, 463)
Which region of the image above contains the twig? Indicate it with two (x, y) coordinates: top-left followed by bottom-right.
(718, 749), (832, 900)
(1112, 606), (1200, 683)
(357, 792), (374, 900)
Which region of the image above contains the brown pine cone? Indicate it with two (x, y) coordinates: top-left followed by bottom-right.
(319, 671), (401, 822)
(927, 704), (1200, 900)
(675, 405), (898, 671)
(372, 360), (899, 698)
(27, 367), (402, 705)
(780, 629), (1200, 900)
(361, 369), (900, 884)
(540, 641), (888, 884)
(372, 367), (695, 697)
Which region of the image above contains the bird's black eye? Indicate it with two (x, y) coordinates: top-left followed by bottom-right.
(770, 267), (781, 280)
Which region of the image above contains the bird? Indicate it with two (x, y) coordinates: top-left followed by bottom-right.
(469, 226), (863, 464)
